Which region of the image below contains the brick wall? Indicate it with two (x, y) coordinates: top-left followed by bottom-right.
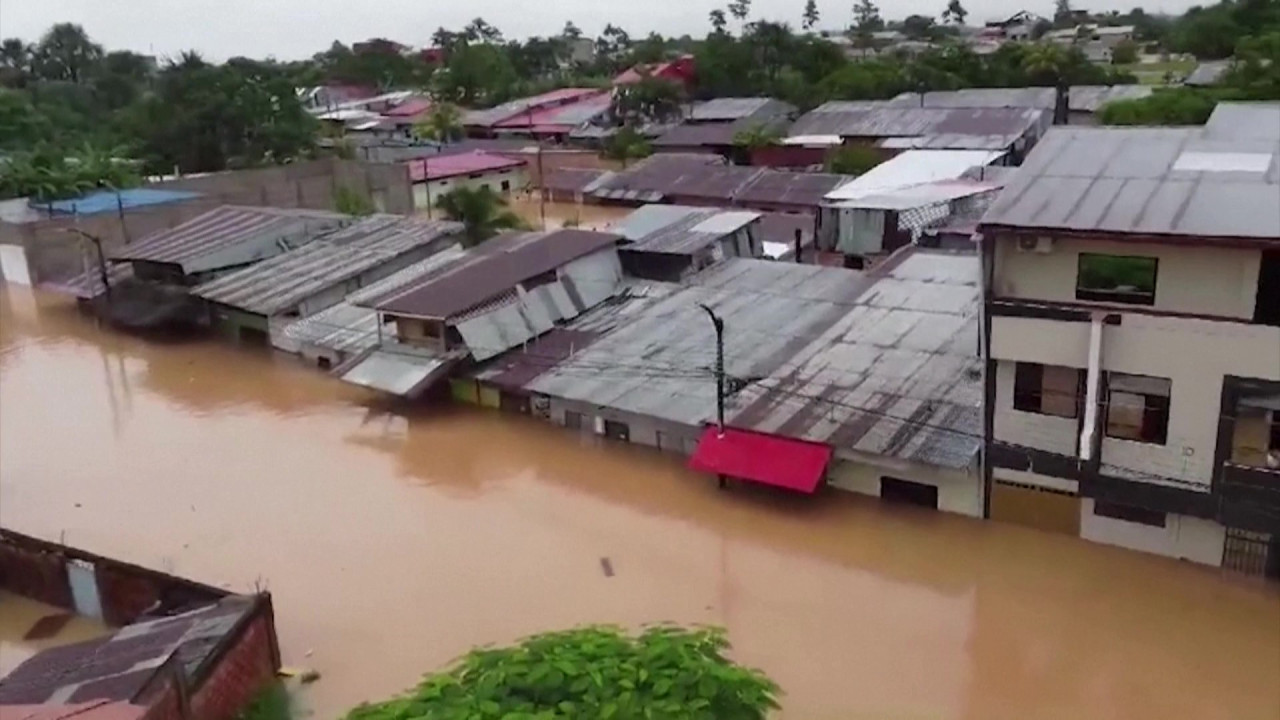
(188, 601), (280, 720)
(0, 537), (73, 608)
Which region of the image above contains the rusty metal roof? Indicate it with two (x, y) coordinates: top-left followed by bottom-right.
(789, 105), (1048, 150)
(191, 216), (463, 316)
(0, 598), (253, 706)
(541, 167), (613, 194)
(736, 171), (850, 207)
(463, 88), (602, 128)
(980, 124), (1280, 241)
(370, 229), (622, 319)
(888, 85), (1152, 113)
(108, 206), (349, 272)
(590, 155), (851, 210)
(589, 154), (730, 202)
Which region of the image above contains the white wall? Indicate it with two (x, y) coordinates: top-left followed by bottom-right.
(828, 452), (982, 517)
(0, 244), (31, 286)
(992, 360), (1081, 456)
(1079, 499), (1226, 567)
(994, 235), (1263, 320)
(412, 167), (529, 214)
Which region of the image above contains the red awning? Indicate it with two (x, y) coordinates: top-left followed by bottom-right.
(688, 426), (833, 494)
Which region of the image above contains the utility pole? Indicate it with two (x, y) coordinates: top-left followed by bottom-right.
(65, 228), (112, 304)
(699, 303), (727, 489)
(528, 105), (547, 230)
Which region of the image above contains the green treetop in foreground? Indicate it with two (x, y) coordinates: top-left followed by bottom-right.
(344, 625), (780, 719)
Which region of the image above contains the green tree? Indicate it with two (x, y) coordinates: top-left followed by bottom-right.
(436, 185), (526, 247)
(1110, 38), (1139, 65)
(463, 17), (504, 44)
(710, 9), (729, 35)
(412, 103), (465, 144)
(803, 0), (821, 30)
(611, 73), (685, 124)
(333, 185), (375, 216)
(825, 144), (881, 175)
(434, 42), (518, 106)
(901, 14), (939, 41)
(343, 626), (780, 720)
(729, 0), (754, 26)
(603, 125), (652, 168)
(31, 23), (102, 83)
(942, 0), (968, 26)
(562, 21), (583, 39)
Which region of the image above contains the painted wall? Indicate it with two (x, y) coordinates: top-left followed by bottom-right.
(992, 360), (1081, 456)
(993, 235), (1263, 320)
(1079, 498), (1226, 566)
(828, 452), (982, 517)
(991, 313), (1280, 485)
(412, 166), (529, 213)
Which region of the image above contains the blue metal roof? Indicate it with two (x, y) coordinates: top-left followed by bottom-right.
(41, 189), (201, 216)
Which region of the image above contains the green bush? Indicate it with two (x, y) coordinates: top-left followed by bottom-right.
(344, 625), (780, 720)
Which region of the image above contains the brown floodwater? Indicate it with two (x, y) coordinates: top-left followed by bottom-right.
(508, 197), (632, 232)
(1, 286), (1278, 720)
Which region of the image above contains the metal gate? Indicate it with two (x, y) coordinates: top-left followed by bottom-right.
(1222, 528), (1271, 577)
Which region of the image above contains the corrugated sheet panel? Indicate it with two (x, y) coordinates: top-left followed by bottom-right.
(109, 206), (348, 269)
(341, 346), (456, 396)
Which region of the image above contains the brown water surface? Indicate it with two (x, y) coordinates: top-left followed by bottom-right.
(1, 287), (1278, 720)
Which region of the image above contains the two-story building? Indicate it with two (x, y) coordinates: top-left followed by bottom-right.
(977, 105), (1280, 578)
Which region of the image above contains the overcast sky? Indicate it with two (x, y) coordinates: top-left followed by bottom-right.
(2, 0), (1196, 61)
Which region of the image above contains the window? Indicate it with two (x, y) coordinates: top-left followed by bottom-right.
(1076, 254), (1157, 306)
(1105, 373), (1171, 444)
(564, 411), (583, 430)
(1093, 501), (1167, 528)
(1013, 362), (1083, 418)
(1231, 404), (1280, 468)
(501, 180), (511, 192)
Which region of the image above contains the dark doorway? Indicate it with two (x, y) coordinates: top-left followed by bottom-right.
(238, 326), (269, 346)
(603, 420), (630, 442)
(880, 477), (939, 510)
(1254, 251), (1280, 326)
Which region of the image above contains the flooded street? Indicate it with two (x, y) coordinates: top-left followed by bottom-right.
(1, 286), (1278, 720)
(508, 197), (632, 232)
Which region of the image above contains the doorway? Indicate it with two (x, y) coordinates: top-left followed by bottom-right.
(880, 477), (939, 509)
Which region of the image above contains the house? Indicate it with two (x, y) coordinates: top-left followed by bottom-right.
(462, 88), (604, 137)
(887, 85), (1153, 125)
(191, 215), (464, 347)
(977, 103), (1280, 578)
(651, 98), (796, 156)
(612, 55), (696, 89)
(467, 247), (984, 510)
(782, 104), (1051, 166)
(984, 10), (1043, 41)
(609, 205), (762, 281)
(338, 229), (625, 398)
(819, 149), (1008, 260)
(540, 167), (614, 203)
(559, 36), (597, 66)
(0, 529), (280, 720)
(379, 96), (434, 133)
(408, 151), (529, 214)
(587, 154), (853, 214)
(490, 92), (611, 140)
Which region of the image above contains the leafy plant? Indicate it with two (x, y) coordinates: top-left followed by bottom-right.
(731, 123), (783, 151)
(333, 184), (375, 216)
(436, 185), (527, 247)
(237, 682), (292, 720)
(602, 125), (651, 169)
(344, 625), (780, 720)
(412, 103), (465, 144)
(824, 145), (882, 176)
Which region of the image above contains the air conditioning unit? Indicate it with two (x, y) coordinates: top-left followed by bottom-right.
(1016, 236), (1054, 254)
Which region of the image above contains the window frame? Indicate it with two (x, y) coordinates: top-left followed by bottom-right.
(1012, 361), (1083, 419)
(564, 410), (583, 430)
(1076, 253), (1158, 306)
(1104, 372), (1171, 445)
(1093, 501), (1167, 528)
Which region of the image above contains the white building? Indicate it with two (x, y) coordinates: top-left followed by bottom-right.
(408, 151), (529, 215)
(978, 104), (1280, 578)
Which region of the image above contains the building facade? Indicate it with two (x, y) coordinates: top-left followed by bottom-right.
(979, 114), (1280, 577)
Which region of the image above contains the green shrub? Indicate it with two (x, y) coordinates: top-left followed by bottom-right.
(344, 625), (780, 720)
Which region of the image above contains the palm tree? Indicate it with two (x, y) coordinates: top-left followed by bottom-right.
(413, 103), (466, 218)
(1023, 43), (1080, 123)
(436, 186), (526, 247)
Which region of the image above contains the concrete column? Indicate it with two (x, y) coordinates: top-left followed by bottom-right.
(1079, 313), (1105, 461)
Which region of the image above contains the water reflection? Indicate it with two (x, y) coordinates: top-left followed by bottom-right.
(1, 288), (1277, 720)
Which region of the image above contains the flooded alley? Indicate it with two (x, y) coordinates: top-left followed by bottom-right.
(0, 287), (1277, 720)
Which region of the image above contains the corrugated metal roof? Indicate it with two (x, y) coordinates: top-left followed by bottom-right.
(191, 216), (464, 316)
(612, 205), (759, 255)
(340, 345), (458, 397)
(280, 245), (469, 356)
(756, 212), (815, 247)
(492, 93), (611, 130)
(590, 155), (853, 210)
(0, 598), (253, 706)
(729, 249), (982, 468)
(789, 105), (1048, 150)
(825, 150), (1005, 201)
(371, 229), (622, 319)
(689, 97), (794, 122)
(109, 206), (349, 271)
(837, 180), (1003, 210)
(408, 151), (526, 182)
(1205, 102), (1280, 142)
(887, 85), (1152, 113)
(1185, 60), (1230, 87)
(736, 171), (851, 207)
(541, 167), (611, 194)
(979, 125), (1280, 241)
(463, 88), (602, 128)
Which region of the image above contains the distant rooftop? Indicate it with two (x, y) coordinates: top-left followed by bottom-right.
(408, 151), (527, 182)
(980, 105), (1280, 242)
(687, 97), (795, 123)
(888, 85), (1153, 113)
(463, 88), (603, 129)
(788, 104), (1049, 151)
(825, 149), (1006, 202)
(611, 205), (760, 255)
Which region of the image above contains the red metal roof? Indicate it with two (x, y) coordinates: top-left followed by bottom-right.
(688, 426), (833, 493)
(408, 151), (527, 183)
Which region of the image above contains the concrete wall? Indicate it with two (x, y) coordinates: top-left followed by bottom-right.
(1079, 498), (1226, 566)
(828, 452), (983, 517)
(2, 158), (413, 284)
(992, 360), (1081, 456)
(545, 396), (701, 453)
(993, 235), (1263, 320)
(991, 313), (1280, 486)
(412, 166), (529, 213)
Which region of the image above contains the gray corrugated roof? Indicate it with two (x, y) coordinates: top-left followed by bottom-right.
(653, 113), (792, 149)
(888, 85), (1152, 113)
(1185, 60), (1231, 87)
(109, 206), (349, 269)
(1204, 102), (1280, 142)
(192, 216), (464, 316)
(789, 105), (1048, 149)
(979, 124), (1280, 241)
(590, 154), (852, 210)
(728, 249), (981, 468)
(371, 229), (622, 319)
(613, 205), (760, 255)
(688, 97), (795, 122)
(281, 245), (469, 356)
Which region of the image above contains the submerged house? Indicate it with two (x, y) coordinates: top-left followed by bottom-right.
(610, 204), (763, 281)
(338, 228), (625, 398)
(191, 215), (464, 346)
